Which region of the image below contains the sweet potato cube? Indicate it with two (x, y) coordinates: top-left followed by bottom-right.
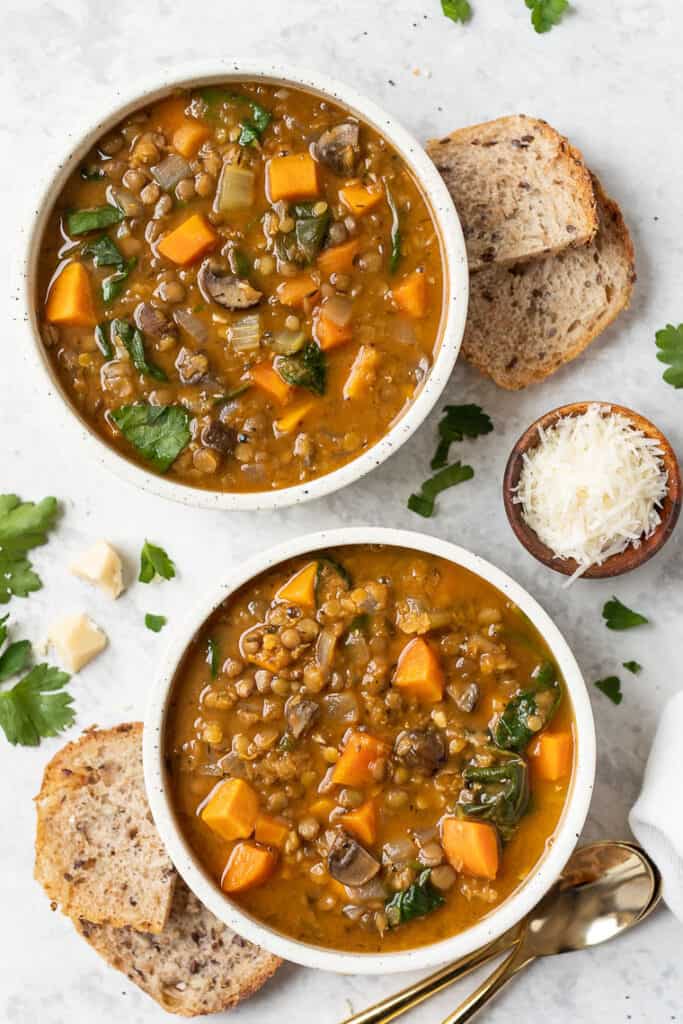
(392, 271), (428, 318)
(267, 153), (319, 202)
(332, 731), (389, 787)
(314, 311), (353, 351)
(45, 262), (97, 327)
(317, 238), (361, 276)
(173, 119), (210, 159)
(343, 345), (381, 400)
(274, 400), (317, 436)
(200, 778), (259, 842)
(250, 361), (293, 404)
(531, 731), (573, 781)
(157, 213), (218, 265)
(392, 637), (444, 702)
(153, 96), (190, 136)
(221, 841), (278, 894)
(254, 814), (290, 850)
(276, 275), (320, 309)
(339, 183), (384, 217)
(275, 561), (318, 609)
(309, 798), (335, 822)
(341, 800), (377, 847)
(442, 818), (500, 880)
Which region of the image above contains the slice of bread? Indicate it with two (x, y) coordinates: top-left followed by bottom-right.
(75, 877), (281, 1017)
(461, 178), (636, 389)
(34, 723), (176, 933)
(426, 115), (598, 271)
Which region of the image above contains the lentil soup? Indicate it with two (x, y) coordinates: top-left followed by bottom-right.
(37, 82), (445, 493)
(165, 545), (574, 954)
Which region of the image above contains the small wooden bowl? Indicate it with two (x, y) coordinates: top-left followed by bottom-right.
(503, 402), (682, 579)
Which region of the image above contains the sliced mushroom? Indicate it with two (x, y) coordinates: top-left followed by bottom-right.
(197, 259), (262, 310)
(315, 123), (360, 176)
(328, 832), (380, 887)
(134, 302), (175, 337)
(453, 682), (480, 713)
(175, 346), (209, 385)
(285, 697), (319, 739)
(393, 729), (446, 775)
(201, 421), (235, 454)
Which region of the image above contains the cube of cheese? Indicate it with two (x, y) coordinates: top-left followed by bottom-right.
(70, 541), (124, 599)
(48, 613), (107, 672)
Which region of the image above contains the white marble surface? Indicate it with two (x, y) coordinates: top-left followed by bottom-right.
(2, 0), (682, 1020)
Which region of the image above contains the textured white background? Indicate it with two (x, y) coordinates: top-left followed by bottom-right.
(1, 0), (682, 1020)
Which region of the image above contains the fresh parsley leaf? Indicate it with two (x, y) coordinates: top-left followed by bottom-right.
(385, 183), (401, 274)
(276, 343), (327, 395)
(655, 323), (683, 388)
(602, 597), (649, 631)
(386, 869), (445, 926)
(66, 204), (123, 236)
(594, 675), (622, 705)
(207, 637), (220, 678)
(0, 662), (73, 746)
(0, 496), (59, 604)
(145, 613), (167, 633)
(111, 403), (191, 473)
(623, 660), (642, 675)
(102, 259), (137, 304)
(139, 541), (176, 584)
(431, 404), (493, 470)
(442, 0), (472, 23)
(81, 234), (125, 268)
(94, 323), (114, 360)
(525, 0), (569, 33)
(408, 462), (474, 518)
(0, 640), (32, 682)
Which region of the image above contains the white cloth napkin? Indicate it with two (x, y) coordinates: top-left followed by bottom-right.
(629, 690), (683, 921)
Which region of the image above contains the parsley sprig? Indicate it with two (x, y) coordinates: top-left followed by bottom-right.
(594, 675), (622, 706)
(0, 620), (73, 746)
(431, 404), (493, 470)
(602, 597), (649, 631)
(442, 0), (569, 32)
(655, 323), (683, 388)
(139, 541), (176, 584)
(408, 462), (474, 518)
(0, 495), (59, 604)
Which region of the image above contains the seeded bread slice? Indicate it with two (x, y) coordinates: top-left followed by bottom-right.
(426, 115), (598, 271)
(75, 877), (281, 1017)
(34, 723), (176, 933)
(461, 178), (635, 389)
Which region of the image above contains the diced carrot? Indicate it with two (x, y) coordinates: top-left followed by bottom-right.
(274, 400), (318, 436)
(341, 800), (377, 847)
(392, 271), (428, 318)
(200, 778), (259, 842)
(392, 637), (444, 703)
(314, 311), (353, 351)
(332, 731), (389, 787)
(530, 731), (573, 781)
(221, 841), (278, 894)
(152, 96), (190, 136)
(343, 345), (381, 400)
(250, 361), (293, 404)
(276, 275), (320, 309)
(317, 238), (361, 276)
(442, 818), (500, 880)
(309, 798), (335, 822)
(275, 561), (318, 609)
(173, 119), (210, 159)
(254, 813), (290, 850)
(339, 183), (384, 217)
(45, 262), (98, 327)
(157, 213), (218, 265)
(267, 153), (319, 202)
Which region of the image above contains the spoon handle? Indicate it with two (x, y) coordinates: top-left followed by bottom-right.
(440, 944), (533, 1024)
(339, 930), (520, 1024)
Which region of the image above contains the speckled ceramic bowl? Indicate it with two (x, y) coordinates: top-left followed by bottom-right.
(143, 527), (596, 975)
(24, 61), (468, 511)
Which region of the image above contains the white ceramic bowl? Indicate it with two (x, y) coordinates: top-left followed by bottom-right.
(144, 527), (596, 975)
(23, 61), (468, 511)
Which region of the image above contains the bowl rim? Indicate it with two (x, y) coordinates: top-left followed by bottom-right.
(143, 526), (596, 975)
(22, 59), (469, 511)
(503, 401), (682, 579)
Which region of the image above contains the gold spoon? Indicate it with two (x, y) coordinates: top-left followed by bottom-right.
(440, 841), (661, 1024)
(342, 841), (660, 1024)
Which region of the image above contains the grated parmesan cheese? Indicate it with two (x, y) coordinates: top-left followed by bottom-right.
(514, 404), (668, 583)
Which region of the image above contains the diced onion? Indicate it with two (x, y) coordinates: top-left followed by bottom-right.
(316, 628), (337, 675)
(174, 309), (209, 344)
(323, 692), (359, 724)
(215, 163), (255, 212)
(108, 186), (142, 218)
(270, 329), (306, 355)
(151, 153), (192, 191)
(322, 295), (353, 327)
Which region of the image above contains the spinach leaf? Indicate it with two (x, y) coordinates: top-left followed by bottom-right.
(229, 248), (252, 278)
(602, 596), (649, 631)
(491, 661), (561, 752)
(82, 234), (125, 267)
(276, 342), (326, 395)
(102, 258), (137, 304)
(238, 100), (272, 146)
(385, 869), (445, 927)
(110, 318), (167, 381)
(207, 637), (220, 678)
(461, 753), (529, 840)
(111, 403), (192, 473)
(346, 613), (370, 639)
(408, 462), (474, 518)
(66, 204), (123, 236)
(293, 203), (330, 262)
(145, 613), (166, 633)
(384, 183), (401, 273)
(94, 323), (114, 360)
